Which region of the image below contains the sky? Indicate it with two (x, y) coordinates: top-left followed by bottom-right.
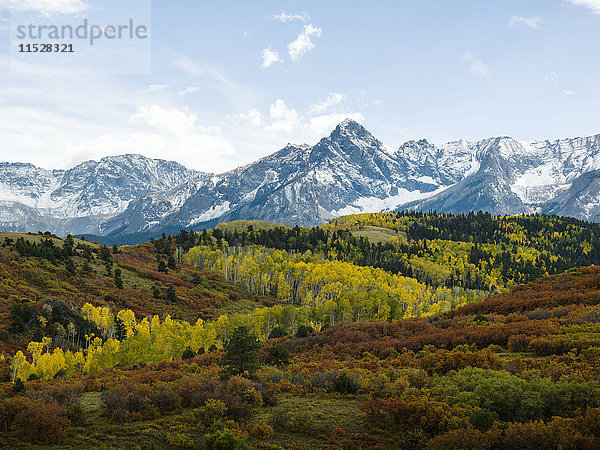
(0, 0), (599, 173)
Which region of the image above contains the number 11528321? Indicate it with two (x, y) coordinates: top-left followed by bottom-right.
(18, 43), (74, 53)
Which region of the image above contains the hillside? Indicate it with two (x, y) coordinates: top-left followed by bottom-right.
(0, 231), (274, 358)
(1, 251), (600, 447)
(1, 214), (600, 448)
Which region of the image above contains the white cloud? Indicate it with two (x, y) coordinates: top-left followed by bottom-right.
(180, 86), (200, 96)
(543, 73), (576, 95)
(0, 57), (239, 173)
(288, 24), (322, 62)
(131, 105), (198, 135)
(260, 47), (283, 69)
(0, 0), (90, 16)
(65, 133), (166, 163)
(544, 72), (560, 90)
(126, 105), (234, 171)
(461, 52), (490, 79)
(268, 12), (322, 65)
(309, 92), (347, 114)
(265, 99), (300, 133)
(569, 0), (600, 14)
(273, 12), (308, 23)
(507, 16), (544, 29)
(236, 98), (364, 146)
(68, 131), (234, 174)
(307, 113), (364, 136)
(138, 84), (169, 94)
(0, 56), (143, 169)
(233, 109), (263, 128)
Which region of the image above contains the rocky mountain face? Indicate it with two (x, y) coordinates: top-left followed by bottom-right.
(0, 154), (202, 235)
(406, 134), (600, 217)
(3, 120), (600, 242)
(101, 119), (443, 238)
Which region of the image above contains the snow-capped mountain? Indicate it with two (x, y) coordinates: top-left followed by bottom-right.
(3, 119), (600, 242)
(0, 154), (202, 235)
(102, 119), (444, 237)
(407, 134), (600, 217)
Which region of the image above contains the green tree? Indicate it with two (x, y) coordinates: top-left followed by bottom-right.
(203, 428), (248, 450)
(114, 317), (127, 341)
(158, 260), (168, 273)
(268, 327), (287, 339)
(99, 245), (112, 263)
(65, 258), (76, 275)
(469, 408), (499, 431)
(219, 326), (262, 379)
(166, 285), (178, 303)
(82, 261), (92, 273)
(114, 268), (123, 289)
(62, 235), (75, 256)
(182, 348), (196, 360)
(168, 255), (177, 270)
(296, 325), (313, 338)
(265, 344), (289, 366)
(105, 261), (112, 276)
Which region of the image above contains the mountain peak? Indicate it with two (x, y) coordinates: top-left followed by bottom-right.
(4, 124), (600, 239)
(399, 138), (433, 148)
(334, 118), (367, 134)
(328, 119), (378, 147)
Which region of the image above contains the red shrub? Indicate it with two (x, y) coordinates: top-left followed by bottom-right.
(14, 400), (70, 444)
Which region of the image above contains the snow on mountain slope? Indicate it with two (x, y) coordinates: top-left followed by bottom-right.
(0, 163), (59, 208)
(406, 133), (600, 217)
(3, 120), (600, 240)
(0, 155), (203, 235)
(105, 119), (450, 235)
(542, 170), (600, 221)
(508, 135), (600, 204)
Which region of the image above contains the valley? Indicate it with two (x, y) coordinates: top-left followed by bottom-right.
(0, 213), (599, 448)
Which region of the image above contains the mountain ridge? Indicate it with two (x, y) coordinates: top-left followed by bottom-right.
(4, 120), (600, 242)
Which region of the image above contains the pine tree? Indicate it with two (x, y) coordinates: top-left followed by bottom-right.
(65, 258), (76, 275)
(114, 317), (127, 341)
(152, 285), (162, 299)
(158, 260), (168, 273)
(99, 245), (112, 263)
(265, 343), (289, 366)
(218, 326), (262, 379)
(166, 285), (178, 303)
(63, 235), (75, 256)
(114, 269), (124, 289)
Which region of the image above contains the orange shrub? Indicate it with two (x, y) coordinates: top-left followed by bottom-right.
(14, 400), (70, 444)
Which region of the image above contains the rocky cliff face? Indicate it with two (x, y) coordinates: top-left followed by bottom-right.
(3, 120), (600, 241)
(0, 154), (202, 235)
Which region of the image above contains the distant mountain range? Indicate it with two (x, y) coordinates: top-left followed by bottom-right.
(3, 119), (600, 243)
